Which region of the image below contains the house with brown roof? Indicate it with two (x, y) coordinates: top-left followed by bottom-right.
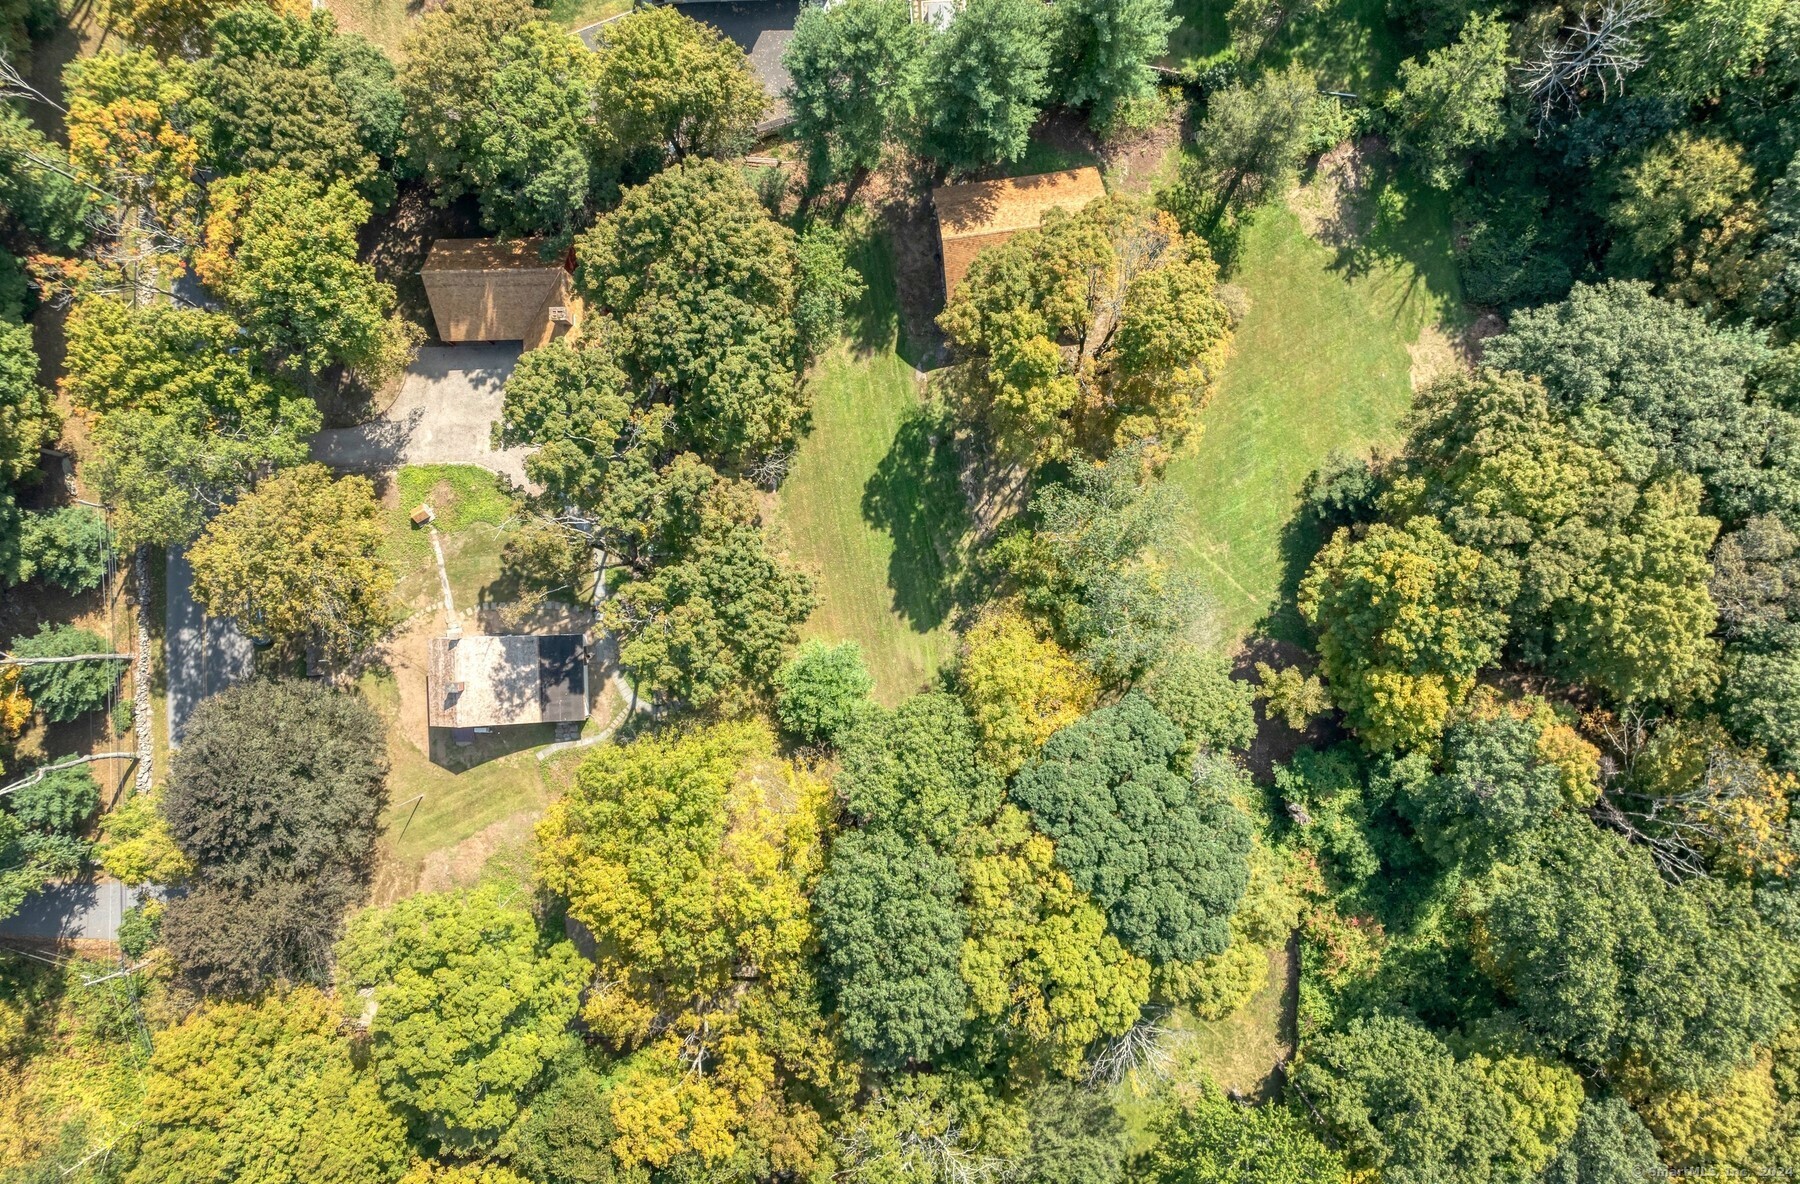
(420, 238), (581, 351)
(427, 634), (589, 731)
(931, 167), (1107, 299)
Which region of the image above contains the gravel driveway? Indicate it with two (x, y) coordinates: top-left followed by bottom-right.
(311, 344), (531, 487)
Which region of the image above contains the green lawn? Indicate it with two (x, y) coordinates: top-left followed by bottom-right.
(1165, 176), (1464, 644)
(382, 464), (520, 615)
(364, 669), (581, 868)
(778, 232), (966, 704)
(323, 0), (628, 56)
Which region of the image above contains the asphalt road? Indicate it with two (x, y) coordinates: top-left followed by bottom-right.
(0, 879), (163, 942)
(165, 547), (255, 747)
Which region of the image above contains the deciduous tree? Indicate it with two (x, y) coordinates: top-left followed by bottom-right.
(774, 639), (875, 746)
(1174, 63), (1315, 233)
(64, 49), (202, 243)
(64, 297), (318, 548)
(9, 624), (122, 722)
(1053, 0), (1175, 123)
(198, 169), (415, 380)
(336, 883), (588, 1151)
(1143, 646), (1258, 753)
(997, 447), (1205, 682)
(591, 6), (766, 165)
(1137, 1083), (1348, 1184)
(125, 988), (410, 1184)
(575, 161), (804, 461)
(959, 805), (1150, 1073)
(15, 507), (110, 593)
(400, 0), (605, 233)
(783, 0), (926, 184)
(1011, 694), (1252, 963)
(1477, 819), (1794, 1091)
(1299, 516), (1507, 750)
(1539, 1096), (1663, 1184)
(1607, 130), (1763, 307)
(188, 464), (396, 660)
(939, 196), (1232, 465)
(534, 721), (825, 1044)
(957, 607), (1099, 776)
(1481, 281), (1776, 523)
(836, 692), (1002, 847)
(1290, 1014), (1581, 1183)
(193, 5), (397, 195)
(162, 873), (365, 996)
(163, 677), (388, 891)
(816, 826), (969, 1067)
(468, 20), (605, 235)
(606, 476), (815, 711)
(1384, 10), (1513, 188)
(923, 0), (1052, 170)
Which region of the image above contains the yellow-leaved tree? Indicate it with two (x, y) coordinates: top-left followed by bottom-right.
(535, 721), (841, 1175)
(957, 607), (1099, 777)
(959, 805), (1150, 1074)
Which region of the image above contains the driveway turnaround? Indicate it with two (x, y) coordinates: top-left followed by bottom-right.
(311, 343), (531, 487)
(166, 546), (255, 747)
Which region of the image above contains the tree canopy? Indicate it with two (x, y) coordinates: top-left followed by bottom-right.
(187, 464), (396, 661)
(940, 195), (1233, 466)
(163, 678), (387, 893)
(9, 624), (122, 722)
(589, 6), (766, 166)
(197, 169), (415, 382)
(922, 0), (1052, 170)
(1299, 515), (1508, 749)
(126, 988), (410, 1184)
(1011, 694), (1252, 964)
(193, 4), (399, 196)
(783, 0), (925, 184)
(574, 160), (805, 462)
(64, 297), (317, 548)
(534, 721), (824, 1045)
(336, 883), (588, 1152)
(1476, 820), (1794, 1091)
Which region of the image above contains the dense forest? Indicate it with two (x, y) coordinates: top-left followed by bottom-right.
(0, 0), (1797, 1177)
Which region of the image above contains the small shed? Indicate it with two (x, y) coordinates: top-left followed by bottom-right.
(427, 634), (589, 729)
(931, 167), (1107, 299)
(420, 238), (579, 350)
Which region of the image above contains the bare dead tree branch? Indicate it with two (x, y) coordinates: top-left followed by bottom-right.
(1518, 0), (1658, 130)
(0, 53), (64, 112)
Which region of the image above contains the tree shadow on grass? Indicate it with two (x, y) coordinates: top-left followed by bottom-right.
(862, 405), (975, 633)
(1253, 502), (1330, 650)
(1321, 152), (1466, 324)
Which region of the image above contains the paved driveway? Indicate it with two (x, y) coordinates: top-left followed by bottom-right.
(311, 344), (531, 487)
(166, 546), (254, 747)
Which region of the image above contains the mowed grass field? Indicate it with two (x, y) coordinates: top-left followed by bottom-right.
(1165, 184), (1464, 643)
(778, 231), (965, 704)
(324, 0), (631, 56)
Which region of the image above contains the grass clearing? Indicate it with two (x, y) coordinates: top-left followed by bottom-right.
(321, 0), (414, 58)
(777, 230), (966, 704)
(365, 667), (581, 868)
(1165, 171), (1464, 643)
(324, 0), (629, 55)
(381, 464), (520, 614)
(544, 0), (633, 31)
